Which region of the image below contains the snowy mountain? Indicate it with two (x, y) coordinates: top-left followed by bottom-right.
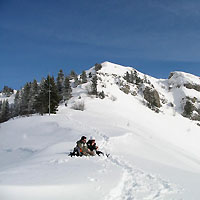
(0, 61), (200, 200)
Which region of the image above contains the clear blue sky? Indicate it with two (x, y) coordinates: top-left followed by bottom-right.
(1, 0), (200, 90)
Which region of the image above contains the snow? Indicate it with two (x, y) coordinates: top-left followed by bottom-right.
(169, 71), (200, 87)
(1, 62), (200, 200)
(0, 91), (16, 104)
(100, 61), (134, 76)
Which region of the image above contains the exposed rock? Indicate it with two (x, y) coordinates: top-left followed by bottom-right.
(186, 96), (197, 103)
(182, 100), (200, 121)
(184, 83), (200, 92)
(143, 87), (161, 108)
(131, 91), (137, 96)
(182, 101), (196, 118)
(169, 102), (174, 107)
(120, 85), (130, 94)
(191, 114), (200, 121)
(168, 72), (174, 79)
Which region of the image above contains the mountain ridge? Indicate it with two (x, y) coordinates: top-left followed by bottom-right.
(85, 61), (200, 123)
(1, 61), (200, 123)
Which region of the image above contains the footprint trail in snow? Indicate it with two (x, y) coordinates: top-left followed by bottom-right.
(95, 130), (181, 200)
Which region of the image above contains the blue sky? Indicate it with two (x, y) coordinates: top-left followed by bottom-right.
(1, 0), (200, 89)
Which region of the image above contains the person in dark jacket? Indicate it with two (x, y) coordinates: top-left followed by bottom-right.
(87, 136), (104, 156)
(73, 136), (93, 156)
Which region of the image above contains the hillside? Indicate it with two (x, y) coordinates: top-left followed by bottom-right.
(0, 62), (200, 200)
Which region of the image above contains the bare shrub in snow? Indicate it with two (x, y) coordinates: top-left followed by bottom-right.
(71, 101), (85, 111)
(85, 84), (92, 95)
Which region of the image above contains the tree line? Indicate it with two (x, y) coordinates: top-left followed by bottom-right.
(0, 63), (102, 124)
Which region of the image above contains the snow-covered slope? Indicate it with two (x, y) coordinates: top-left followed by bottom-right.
(0, 62), (200, 200)
(98, 62), (200, 119)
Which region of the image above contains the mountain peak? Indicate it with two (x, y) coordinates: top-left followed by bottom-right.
(99, 61), (134, 76)
(169, 71), (200, 87)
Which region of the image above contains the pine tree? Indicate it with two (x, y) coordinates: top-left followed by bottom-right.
(70, 70), (77, 80)
(88, 72), (92, 78)
(29, 79), (39, 114)
(124, 72), (130, 82)
(134, 70), (143, 85)
(73, 74), (79, 88)
(63, 76), (72, 101)
(1, 86), (14, 97)
(35, 75), (59, 115)
(0, 100), (10, 123)
(80, 71), (87, 84)
(69, 70), (79, 87)
(56, 69), (65, 100)
(34, 79), (46, 115)
(99, 91), (105, 99)
(49, 76), (60, 113)
(94, 63), (102, 71)
(20, 82), (31, 115)
(91, 75), (98, 95)
(130, 71), (134, 83)
(13, 90), (21, 117)
(9, 103), (15, 119)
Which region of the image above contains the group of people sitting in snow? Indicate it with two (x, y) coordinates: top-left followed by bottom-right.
(69, 136), (104, 157)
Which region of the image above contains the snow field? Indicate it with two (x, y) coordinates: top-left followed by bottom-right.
(1, 61), (200, 199)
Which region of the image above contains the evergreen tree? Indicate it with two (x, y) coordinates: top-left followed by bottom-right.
(88, 72), (92, 78)
(20, 82), (31, 115)
(9, 103), (15, 119)
(134, 70), (143, 85)
(80, 71), (87, 84)
(99, 91), (105, 99)
(34, 80), (46, 115)
(63, 76), (72, 101)
(29, 79), (39, 114)
(130, 71), (134, 83)
(69, 70), (77, 80)
(13, 90), (21, 117)
(69, 70), (79, 87)
(56, 69), (65, 99)
(49, 76), (60, 113)
(91, 75), (98, 95)
(35, 75), (59, 115)
(1, 86), (14, 97)
(124, 72), (130, 82)
(95, 63), (102, 71)
(73, 74), (79, 88)
(0, 100), (10, 123)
